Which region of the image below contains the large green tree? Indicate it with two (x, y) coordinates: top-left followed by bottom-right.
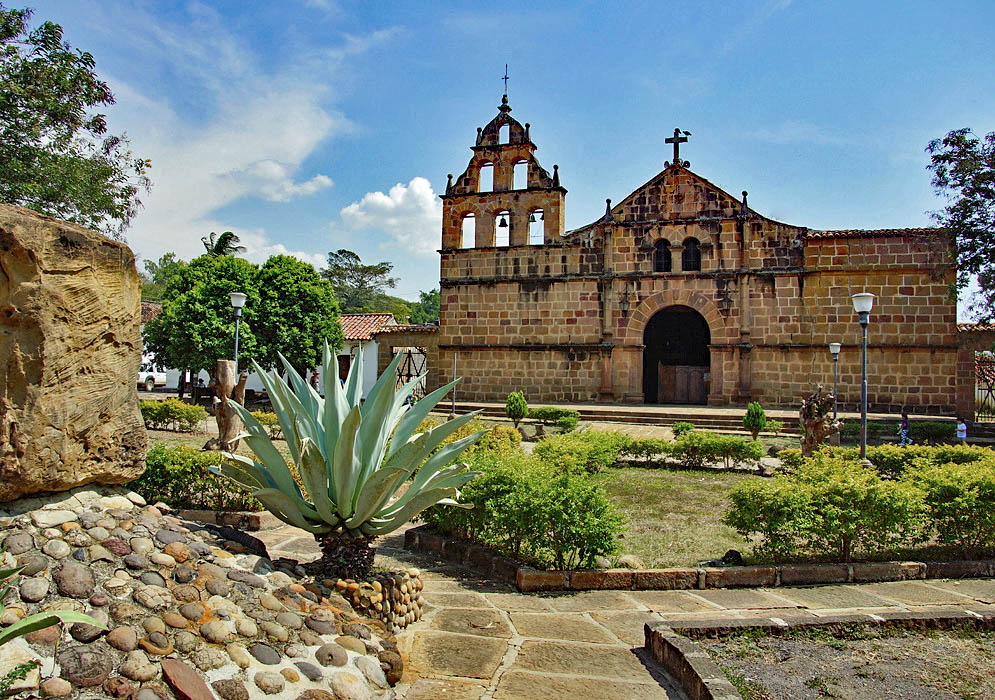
(321, 249), (398, 313)
(0, 4), (150, 236)
(408, 288), (440, 324)
(255, 255), (342, 373)
(143, 255), (261, 378)
(140, 252), (185, 302)
(927, 128), (995, 320)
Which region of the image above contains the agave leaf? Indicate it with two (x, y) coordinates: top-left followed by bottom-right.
(358, 351), (404, 420)
(377, 465), (477, 517)
(250, 489), (331, 534)
(252, 361), (303, 465)
(388, 378), (461, 456)
(322, 341), (349, 463)
(332, 405), (362, 520)
(344, 466), (410, 529)
(363, 487), (464, 535)
(387, 411), (483, 477)
(299, 438), (336, 524)
(267, 375), (317, 457)
(0, 565), (24, 582)
(211, 460), (270, 491)
(225, 403), (300, 493)
(354, 360), (414, 500)
(0, 610), (105, 647)
(344, 344), (364, 407)
(278, 352), (322, 427)
(397, 432), (486, 503)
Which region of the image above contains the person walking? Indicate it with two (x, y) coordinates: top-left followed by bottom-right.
(898, 412), (912, 447)
(956, 417), (968, 445)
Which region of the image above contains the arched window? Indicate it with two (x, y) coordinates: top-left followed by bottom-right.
(499, 124), (510, 144)
(461, 214), (475, 248)
(682, 238), (701, 272)
(653, 240), (671, 272)
(495, 211), (510, 247)
(478, 163), (494, 192)
(513, 161), (528, 190)
(529, 209), (544, 245)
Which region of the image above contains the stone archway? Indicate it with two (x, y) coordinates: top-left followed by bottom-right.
(615, 289), (730, 404)
(643, 306), (711, 404)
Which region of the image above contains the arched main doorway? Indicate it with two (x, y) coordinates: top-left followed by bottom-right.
(643, 305), (710, 404)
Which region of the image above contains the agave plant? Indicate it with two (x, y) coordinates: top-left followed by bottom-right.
(213, 343), (483, 579)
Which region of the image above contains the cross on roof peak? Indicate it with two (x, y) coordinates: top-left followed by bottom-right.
(665, 127), (691, 167)
(502, 64), (509, 96)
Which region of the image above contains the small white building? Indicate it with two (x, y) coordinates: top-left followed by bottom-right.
(338, 313), (397, 398)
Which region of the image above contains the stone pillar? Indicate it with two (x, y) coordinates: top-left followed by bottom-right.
(955, 346), (976, 421)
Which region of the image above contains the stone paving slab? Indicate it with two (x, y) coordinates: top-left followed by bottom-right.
(409, 630), (508, 679)
(493, 671), (670, 700)
(590, 611), (666, 646)
(483, 591), (555, 611)
(862, 581), (976, 606)
(690, 588), (801, 610)
(430, 608), (514, 638)
(773, 584), (897, 610)
(540, 589), (642, 612)
(923, 578), (995, 603)
(425, 591), (494, 609)
(405, 678), (487, 699)
(510, 640), (656, 681)
(627, 590), (722, 613)
(508, 612), (618, 643)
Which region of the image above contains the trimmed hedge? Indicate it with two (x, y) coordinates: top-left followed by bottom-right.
(728, 445), (995, 561)
(422, 450), (624, 569)
(139, 399), (208, 432)
(528, 406), (581, 433)
(672, 421), (695, 437)
(128, 444), (262, 512)
(532, 431), (631, 474)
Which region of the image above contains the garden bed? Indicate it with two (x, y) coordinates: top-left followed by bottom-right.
(404, 524), (995, 593)
(694, 623), (995, 700)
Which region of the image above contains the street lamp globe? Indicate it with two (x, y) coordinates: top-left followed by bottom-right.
(230, 292), (247, 315)
(829, 342), (842, 356)
(851, 292), (874, 316)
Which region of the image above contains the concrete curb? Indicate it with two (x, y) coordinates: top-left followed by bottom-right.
(404, 525), (995, 592)
(644, 609), (995, 700)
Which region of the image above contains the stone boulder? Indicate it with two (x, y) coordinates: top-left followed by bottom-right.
(0, 204), (147, 501)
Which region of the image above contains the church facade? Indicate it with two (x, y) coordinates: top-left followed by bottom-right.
(435, 96), (958, 413)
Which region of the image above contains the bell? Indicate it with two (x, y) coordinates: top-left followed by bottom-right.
(539, 212), (544, 221)
(528, 213), (536, 223)
(498, 216), (508, 228)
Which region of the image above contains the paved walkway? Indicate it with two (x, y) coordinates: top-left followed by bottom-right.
(256, 522), (995, 700)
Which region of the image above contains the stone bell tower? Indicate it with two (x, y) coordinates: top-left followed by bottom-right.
(440, 94), (566, 249)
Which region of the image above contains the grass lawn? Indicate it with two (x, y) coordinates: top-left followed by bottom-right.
(592, 466), (751, 568)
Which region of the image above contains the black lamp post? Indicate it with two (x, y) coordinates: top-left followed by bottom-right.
(230, 292), (247, 373)
(851, 293), (874, 464)
(829, 342), (841, 420)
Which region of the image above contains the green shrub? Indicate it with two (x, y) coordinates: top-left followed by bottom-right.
(478, 424), (524, 453)
(139, 399), (207, 432)
(742, 402), (767, 441)
(910, 460), (995, 551)
(532, 431), (631, 474)
(250, 410), (282, 439)
(796, 455), (923, 562)
(622, 438), (672, 461)
(712, 434), (765, 469)
(128, 444), (262, 511)
(528, 406), (581, 433)
(724, 478), (809, 560)
(422, 451), (624, 569)
(672, 421), (695, 437)
(766, 420), (784, 436)
(909, 421), (956, 444)
(777, 448), (804, 471)
(505, 391), (528, 429)
(670, 430), (711, 469)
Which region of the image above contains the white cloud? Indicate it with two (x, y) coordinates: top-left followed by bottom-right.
(338, 177), (442, 257)
(92, 2), (389, 267)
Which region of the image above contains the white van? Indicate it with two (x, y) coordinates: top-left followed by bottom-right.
(138, 355), (167, 391)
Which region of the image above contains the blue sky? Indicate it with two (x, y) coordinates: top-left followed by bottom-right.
(42, 0), (995, 308)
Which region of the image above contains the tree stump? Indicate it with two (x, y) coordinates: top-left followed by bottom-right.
(203, 360), (247, 452)
(799, 385), (843, 456)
